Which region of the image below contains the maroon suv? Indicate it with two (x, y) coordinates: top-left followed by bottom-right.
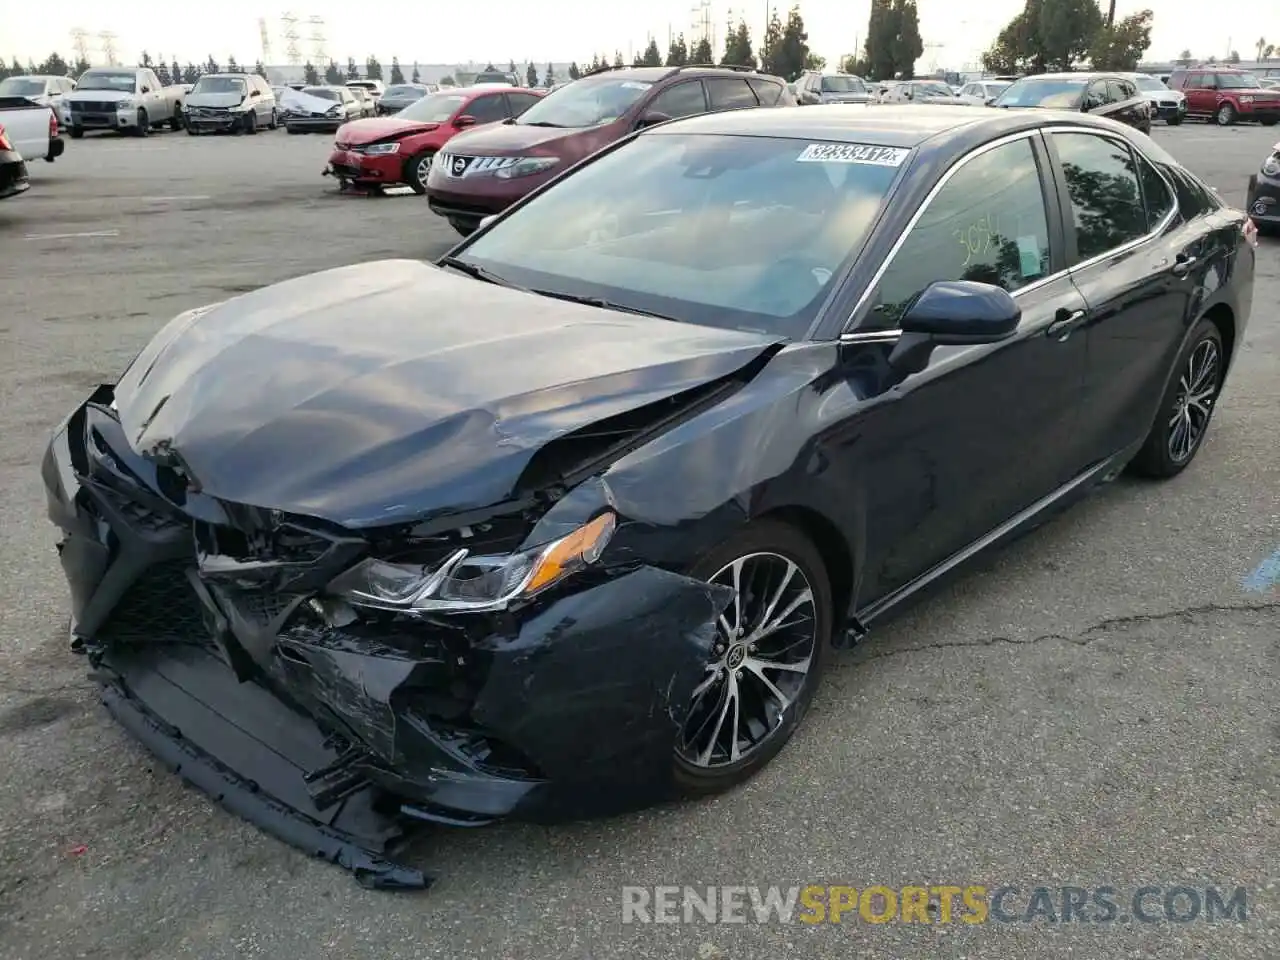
(1168, 66), (1280, 126)
(425, 64), (796, 235)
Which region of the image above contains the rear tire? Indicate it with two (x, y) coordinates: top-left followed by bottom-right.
(69, 126), (84, 139)
(1128, 318), (1225, 479)
(287, 125), (301, 135)
(404, 151), (435, 194)
(1262, 118), (1279, 127)
(672, 519), (832, 797)
(1167, 114), (1183, 126)
(268, 108), (278, 130)
(170, 110), (183, 131)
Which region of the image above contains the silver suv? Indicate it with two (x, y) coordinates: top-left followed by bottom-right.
(794, 72), (872, 105)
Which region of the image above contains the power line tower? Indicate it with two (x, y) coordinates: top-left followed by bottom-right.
(689, 0), (713, 55)
(307, 16), (328, 65)
(70, 27), (92, 65)
(258, 18), (272, 63)
(99, 31), (119, 66)
(281, 12), (302, 65)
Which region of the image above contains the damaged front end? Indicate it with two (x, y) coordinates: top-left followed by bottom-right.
(43, 385), (734, 890)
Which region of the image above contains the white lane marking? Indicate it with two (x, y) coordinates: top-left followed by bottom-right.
(23, 230), (120, 240)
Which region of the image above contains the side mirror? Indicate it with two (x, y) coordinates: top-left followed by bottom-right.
(140, 86), (152, 94)
(888, 280), (1021, 375)
(249, 90), (260, 97)
(636, 110), (672, 128)
(454, 114), (477, 127)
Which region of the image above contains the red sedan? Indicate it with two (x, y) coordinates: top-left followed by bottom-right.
(324, 84), (544, 193)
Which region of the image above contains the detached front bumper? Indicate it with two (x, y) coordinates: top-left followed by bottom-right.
(42, 388), (729, 887)
(285, 116), (342, 132)
(1247, 172), (1280, 225)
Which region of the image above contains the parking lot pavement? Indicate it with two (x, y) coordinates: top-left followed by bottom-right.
(0, 121), (1277, 960)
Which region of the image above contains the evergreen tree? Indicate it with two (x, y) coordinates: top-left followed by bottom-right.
(227, 56), (240, 73)
(690, 37), (713, 64)
(614, 51), (625, 67)
(641, 39), (663, 66)
(325, 60), (343, 84)
(389, 58), (405, 84)
(365, 56), (383, 80)
(346, 57), (359, 80)
(182, 63), (201, 84)
(170, 60), (181, 85)
(759, 10), (784, 75)
(721, 21), (756, 68)
(545, 63), (555, 85)
(304, 62), (320, 85)
(139, 51), (154, 67)
(526, 62), (539, 86)
(889, 0), (923, 79)
(411, 63), (421, 82)
(666, 33), (689, 66)
(775, 5), (811, 81)
(205, 56), (220, 74)
(39, 52), (70, 75)
(508, 59), (517, 74)
(568, 62), (581, 79)
(253, 61), (267, 78)
(155, 61), (171, 85)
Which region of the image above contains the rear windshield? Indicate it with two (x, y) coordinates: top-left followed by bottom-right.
(992, 77), (1086, 108)
(384, 85), (424, 98)
(398, 92), (467, 122)
(303, 87), (340, 101)
(515, 75), (654, 128)
(1134, 76), (1166, 91)
(475, 72), (513, 84)
(821, 76), (866, 93)
(455, 133), (906, 338)
(0, 78), (45, 96)
(347, 81), (377, 90)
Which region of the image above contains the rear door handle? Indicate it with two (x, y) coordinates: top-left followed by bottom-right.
(1171, 253), (1198, 277)
(1046, 308), (1088, 341)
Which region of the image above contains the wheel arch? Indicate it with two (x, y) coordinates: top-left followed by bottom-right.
(756, 504), (855, 637)
(1202, 302), (1236, 369)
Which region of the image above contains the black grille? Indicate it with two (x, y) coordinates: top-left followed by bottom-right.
(98, 560), (206, 645)
(70, 101), (118, 113)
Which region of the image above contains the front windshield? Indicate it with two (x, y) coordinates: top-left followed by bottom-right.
(918, 82), (954, 97)
(983, 82), (1011, 96)
(1218, 72), (1260, 89)
(384, 85), (424, 99)
(456, 133), (906, 337)
(76, 71), (136, 92)
(191, 76), (246, 95)
(0, 78), (45, 97)
(992, 78), (1086, 108)
(1134, 76), (1166, 91)
(303, 87), (339, 101)
(821, 75), (865, 93)
(475, 72), (512, 84)
(516, 76), (654, 128)
(399, 92), (466, 122)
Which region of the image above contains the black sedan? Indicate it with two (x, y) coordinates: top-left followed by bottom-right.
(0, 124), (30, 200)
(991, 72), (1154, 133)
(1246, 139), (1280, 231)
(42, 105), (1255, 889)
(377, 82), (431, 115)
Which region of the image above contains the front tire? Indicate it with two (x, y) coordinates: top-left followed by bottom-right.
(1262, 118), (1279, 127)
(672, 519), (832, 797)
(244, 111), (257, 135)
(1129, 318), (1225, 479)
(1215, 102), (1236, 126)
(1167, 114), (1183, 126)
(134, 109), (149, 136)
(268, 108), (278, 130)
(404, 150), (435, 194)
(170, 110), (183, 131)
(69, 126), (84, 139)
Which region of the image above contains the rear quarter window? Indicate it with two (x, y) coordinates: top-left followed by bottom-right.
(747, 77), (784, 105)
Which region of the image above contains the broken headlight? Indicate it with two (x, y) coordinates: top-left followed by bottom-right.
(327, 512), (616, 614)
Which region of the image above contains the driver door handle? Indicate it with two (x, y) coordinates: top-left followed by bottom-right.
(1171, 253), (1198, 278)
(1046, 308), (1087, 341)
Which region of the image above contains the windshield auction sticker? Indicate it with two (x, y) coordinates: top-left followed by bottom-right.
(796, 143), (910, 166)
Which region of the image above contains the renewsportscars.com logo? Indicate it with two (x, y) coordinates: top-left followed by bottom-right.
(621, 885), (1250, 925)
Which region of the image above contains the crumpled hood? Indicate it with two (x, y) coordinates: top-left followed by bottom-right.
(337, 116), (438, 143)
(114, 259), (778, 527)
(447, 121), (585, 155)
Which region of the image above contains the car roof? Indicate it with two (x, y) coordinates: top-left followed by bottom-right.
(644, 103), (1132, 152)
(1020, 72), (1111, 81)
(203, 73), (254, 78)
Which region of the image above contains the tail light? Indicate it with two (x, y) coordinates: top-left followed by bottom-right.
(0, 125), (11, 152)
(1243, 218), (1259, 248)
(49, 109), (59, 137)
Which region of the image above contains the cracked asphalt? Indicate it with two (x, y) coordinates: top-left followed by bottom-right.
(0, 120), (1277, 960)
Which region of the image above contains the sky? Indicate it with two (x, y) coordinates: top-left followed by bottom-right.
(3, 0), (1263, 72)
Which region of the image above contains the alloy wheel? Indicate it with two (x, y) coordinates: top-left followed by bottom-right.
(1167, 338), (1220, 463)
(676, 551), (817, 768)
(416, 153), (433, 187)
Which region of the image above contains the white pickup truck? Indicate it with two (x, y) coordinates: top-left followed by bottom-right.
(0, 97), (66, 163)
(62, 67), (185, 137)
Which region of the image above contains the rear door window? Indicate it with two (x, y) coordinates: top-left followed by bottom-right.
(1135, 152), (1176, 228)
(706, 77), (759, 111)
(1051, 132), (1147, 261)
(747, 77), (784, 105)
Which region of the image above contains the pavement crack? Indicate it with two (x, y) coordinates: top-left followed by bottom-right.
(855, 600), (1280, 662)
